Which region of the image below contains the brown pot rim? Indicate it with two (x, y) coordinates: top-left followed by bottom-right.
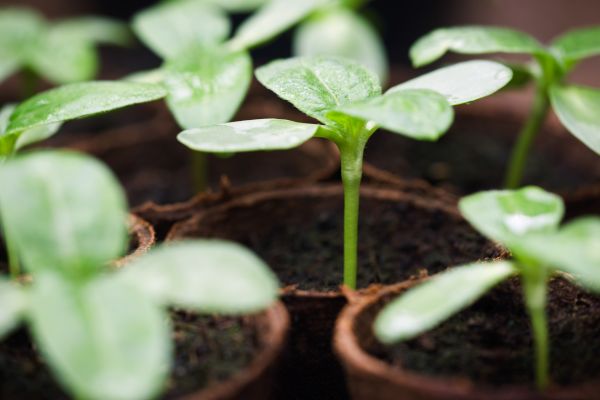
(179, 300), (289, 400)
(333, 280), (600, 400)
(167, 183), (508, 301)
(131, 140), (340, 223)
(113, 213), (156, 268)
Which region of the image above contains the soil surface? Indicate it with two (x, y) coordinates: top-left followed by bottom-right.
(364, 110), (600, 195)
(185, 193), (504, 291)
(0, 312), (260, 399)
(363, 278), (600, 388)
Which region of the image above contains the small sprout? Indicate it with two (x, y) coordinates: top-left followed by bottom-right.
(177, 56), (512, 289)
(375, 186), (600, 390)
(0, 150), (279, 400)
(410, 25), (600, 188)
(0, 7), (131, 95)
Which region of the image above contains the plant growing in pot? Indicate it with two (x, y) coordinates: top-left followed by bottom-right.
(334, 186), (600, 399)
(170, 55), (512, 398)
(0, 150), (286, 400)
(0, 6), (131, 98)
(400, 25), (600, 190)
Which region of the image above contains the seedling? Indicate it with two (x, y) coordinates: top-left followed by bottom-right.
(375, 186), (600, 390)
(0, 7), (131, 96)
(0, 150), (279, 400)
(177, 56), (512, 289)
(410, 25), (600, 188)
(0, 80), (167, 275)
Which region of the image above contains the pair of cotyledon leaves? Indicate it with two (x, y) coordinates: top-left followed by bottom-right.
(178, 56), (512, 153)
(375, 186), (600, 344)
(0, 7), (130, 85)
(0, 150), (279, 400)
(410, 25), (600, 156)
(130, 0), (387, 129)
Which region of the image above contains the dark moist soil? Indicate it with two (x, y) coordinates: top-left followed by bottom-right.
(0, 312), (260, 400)
(364, 110), (600, 195)
(363, 278), (600, 388)
(188, 194), (504, 291)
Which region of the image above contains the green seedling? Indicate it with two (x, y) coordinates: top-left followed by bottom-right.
(0, 80), (167, 275)
(410, 25), (600, 188)
(0, 150), (279, 400)
(375, 186), (600, 390)
(177, 56), (512, 289)
(0, 7), (131, 96)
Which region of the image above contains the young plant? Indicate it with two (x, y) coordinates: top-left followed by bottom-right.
(410, 25), (600, 188)
(0, 150), (279, 400)
(375, 186), (600, 390)
(177, 56), (512, 289)
(0, 80), (167, 275)
(0, 7), (131, 96)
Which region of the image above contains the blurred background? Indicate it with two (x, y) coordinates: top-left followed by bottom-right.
(1, 0), (599, 85)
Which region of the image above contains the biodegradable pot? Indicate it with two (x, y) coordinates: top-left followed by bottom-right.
(167, 184), (507, 399)
(362, 92), (600, 216)
(334, 279), (600, 400)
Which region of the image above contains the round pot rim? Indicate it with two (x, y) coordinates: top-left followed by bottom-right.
(167, 183), (508, 301)
(178, 300), (289, 400)
(333, 280), (600, 400)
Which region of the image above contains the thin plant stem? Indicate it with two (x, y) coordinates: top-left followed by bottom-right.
(504, 86), (550, 189)
(1, 221), (20, 279)
(522, 266), (549, 390)
(190, 150), (209, 193)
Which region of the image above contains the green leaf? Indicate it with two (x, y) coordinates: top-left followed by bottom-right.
(514, 218), (600, 292)
(0, 7), (43, 62)
(29, 272), (169, 400)
(374, 261), (517, 344)
(410, 26), (546, 67)
(52, 16), (132, 46)
(133, 0), (230, 59)
(0, 151), (128, 279)
(124, 68), (166, 84)
(163, 46), (252, 128)
(549, 84), (600, 155)
(119, 240), (279, 313)
(458, 187), (564, 248)
(331, 89), (453, 140)
(178, 118), (319, 152)
(6, 81), (166, 135)
(0, 278), (26, 340)
(389, 60), (513, 105)
(293, 8), (388, 83)
(208, 0), (269, 12)
(0, 104), (61, 156)
(256, 56), (381, 128)
(0, 56), (19, 83)
(228, 0), (330, 50)
(551, 26), (600, 66)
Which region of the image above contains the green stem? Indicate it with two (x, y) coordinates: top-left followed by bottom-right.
(21, 67), (38, 99)
(190, 150), (209, 193)
(504, 86), (550, 189)
(521, 266), (549, 390)
(339, 139), (366, 290)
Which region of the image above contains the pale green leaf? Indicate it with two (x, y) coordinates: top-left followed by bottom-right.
(124, 68), (166, 84)
(119, 240), (279, 313)
(14, 122), (61, 151)
(163, 46), (252, 128)
(6, 81), (166, 135)
(551, 26), (600, 65)
(0, 151), (128, 279)
(207, 0), (269, 12)
(410, 26), (546, 67)
(133, 0), (230, 59)
(0, 278), (27, 339)
(0, 104), (61, 156)
(29, 272), (170, 400)
(52, 16), (132, 46)
(0, 7), (43, 62)
(0, 57), (19, 83)
(228, 0), (330, 50)
(513, 218), (600, 292)
(458, 187), (564, 248)
(549, 84), (600, 155)
(331, 89), (453, 140)
(178, 118), (319, 152)
(389, 60), (513, 105)
(293, 8), (388, 83)
(256, 56), (381, 128)
(375, 261), (517, 343)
